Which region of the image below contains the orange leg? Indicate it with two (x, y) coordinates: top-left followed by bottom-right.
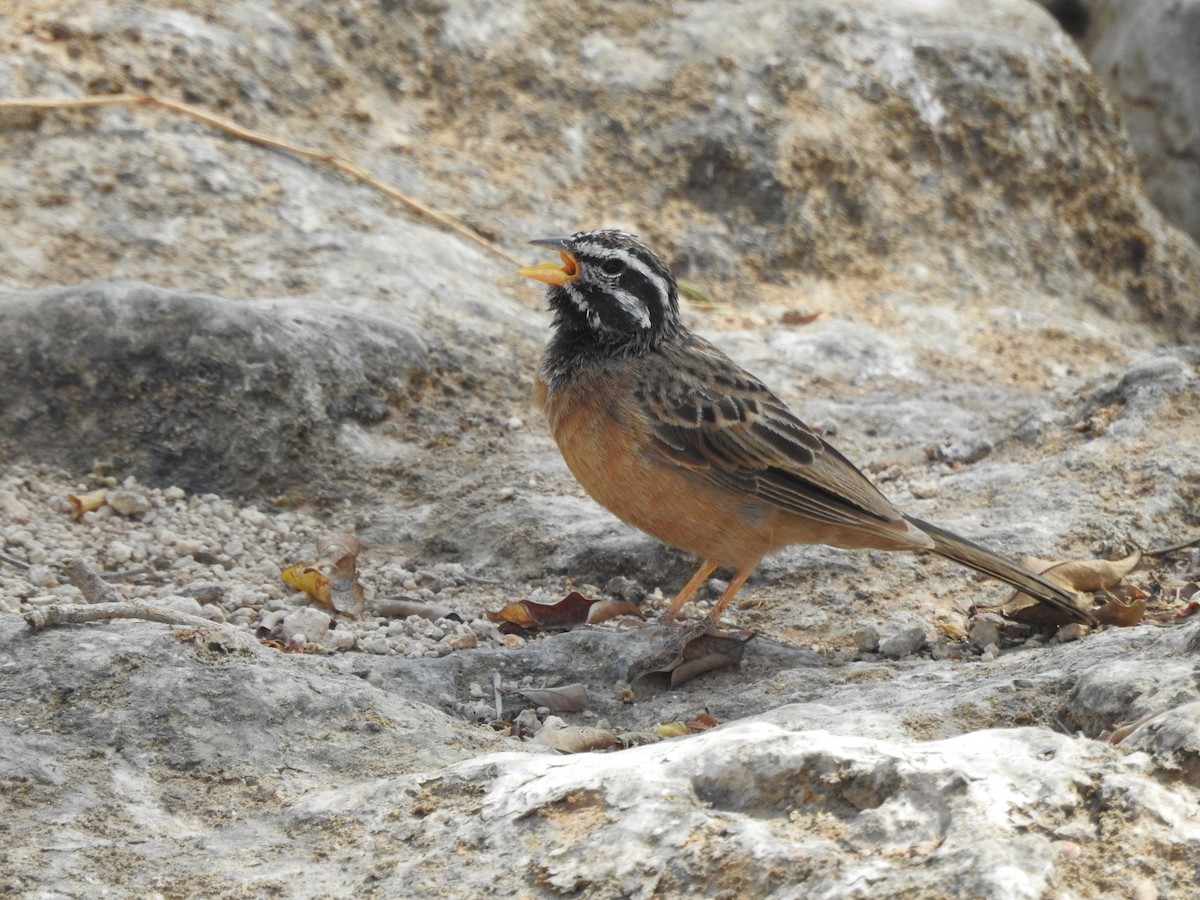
(705, 567), (753, 624)
(661, 560), (719, 622)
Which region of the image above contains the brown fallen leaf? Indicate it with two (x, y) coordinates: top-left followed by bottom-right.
(486, 591), (598, 633)
(780, 309), (824, 326)
(1022, 550), (1142, 592)
(626, 622), (753, 687)
(999, 550), (1142, 624)
(1095, 595), (1147, 627)
(684, 712), (721, 732)
(516, 683), (589, 713)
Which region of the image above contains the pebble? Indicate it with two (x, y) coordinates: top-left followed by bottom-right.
(108, 541), (134, 564)
(0, 464), (518, 661)
(1055, 623), (1090, 644)
(968, 619), (1002, 650)
(853, 626), (880, 652)
(879, 627), (927, 659)
(107, 490), (152, 517)
(281, 607), (332, 642)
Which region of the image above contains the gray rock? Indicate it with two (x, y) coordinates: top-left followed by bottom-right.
(879, 626), (928, 659)
(0, 283), (428, 500)
(1045, 0), (1200, 242)
(1, 0), (1199, 895)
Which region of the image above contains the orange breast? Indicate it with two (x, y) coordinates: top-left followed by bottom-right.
(537, 370), (783, 568)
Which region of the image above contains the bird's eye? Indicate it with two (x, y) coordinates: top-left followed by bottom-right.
(600, 258), (626, 277)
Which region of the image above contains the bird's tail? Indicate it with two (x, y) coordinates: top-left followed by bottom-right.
(905, 516), (1097, 625)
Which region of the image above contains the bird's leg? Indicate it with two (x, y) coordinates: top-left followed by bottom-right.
(660, 560), (719, 622)
(703, 567), (753, 626)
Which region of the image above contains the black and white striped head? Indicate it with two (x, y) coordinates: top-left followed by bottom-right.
(518, 229), (681, 353)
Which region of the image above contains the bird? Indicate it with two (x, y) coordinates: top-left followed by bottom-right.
(517, 229), (1096, 627)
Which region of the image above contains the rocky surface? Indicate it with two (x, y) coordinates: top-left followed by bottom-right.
(2, 0), (1199, 897)
(1042, 0), (1200, 243)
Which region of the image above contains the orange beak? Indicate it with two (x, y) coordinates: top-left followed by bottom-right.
(517, 237), (580, 287)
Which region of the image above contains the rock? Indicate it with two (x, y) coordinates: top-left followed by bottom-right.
(1045, 0), (1200, 242)
(853, 625), (881, 652)
(280, 607), (332, 643)
(879, 626), (927, 659)
(0, 0), (1199, 895)
(0, 283), (428, 501)
(1121, 701), (1200, 788)
(969, 618), (1003, 651)
(106, 490), (152, 517)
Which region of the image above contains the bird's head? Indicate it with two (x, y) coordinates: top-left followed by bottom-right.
(518, 229), (681, 353)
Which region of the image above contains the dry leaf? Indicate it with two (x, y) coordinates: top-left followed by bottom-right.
(1022, 550), (1142, 592)
(486, 591), (598, 633)
(373, 597), (459, 621)
(280, 563), (330, 605)
(1095, 595), (1146, 627)
(1000, 550), (1142, 624)
(655, 723), (690, 738)
(585, 598), (644, 624)
(625, 622), (752, 685)
(780, 309), (823, 326)
(684, 712), (720, 732)
(535, 720), (620, 753)
(516, 683), (589, 713)
(68, 488), (108, 519)
(316, 533), (365, 617)
(280, 532), (365, 617)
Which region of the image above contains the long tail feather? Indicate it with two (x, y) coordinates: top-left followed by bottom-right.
(906, 516), (1096, 625)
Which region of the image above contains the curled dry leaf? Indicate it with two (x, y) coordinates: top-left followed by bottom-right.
(780, 308), (823, 326)
(534, 718), (620, 753)
(585, 598), (644, 625)
(1095, 595), (1147, 627)
(1022, 549), (1142, 592)
(280, 532), (365, 617)
(373, 596), (459, 622)
(316, 533), (365, 617)
(655, 723), (690, 738)
(68, 488), (108, 519)
(486, 591), (597, 633)
(515, 683), (589, 713)
(1000, 550), (1142, 624)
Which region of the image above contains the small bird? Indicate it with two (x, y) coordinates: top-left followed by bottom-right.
(518, 229), (1095, 626)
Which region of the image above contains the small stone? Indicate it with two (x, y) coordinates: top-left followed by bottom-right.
(163, 486), (187, 501)
(326, 628), (357, 651)
(1055, 623), (1089, 644)
(908, 480), (940, 499)
(444, 632), (478, 650)
(505, 416), (524, 430)
(107, 490), (152, 517)
(0, 490), (31, 523)
(853, 626), (880, 652)
(161, 595), (204, 617)
(26, 564), (58, 588)
(108, 541), (134, 564)
(968, 619), (1002, 650)
(879, 627), (927, 659)
(280, 607), (332, 642)
(1132, 879), (1158, 900)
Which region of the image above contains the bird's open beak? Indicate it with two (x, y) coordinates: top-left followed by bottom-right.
(517, 237), (580, 287)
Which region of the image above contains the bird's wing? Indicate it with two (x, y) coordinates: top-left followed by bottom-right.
(635, 334), (906, 529)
